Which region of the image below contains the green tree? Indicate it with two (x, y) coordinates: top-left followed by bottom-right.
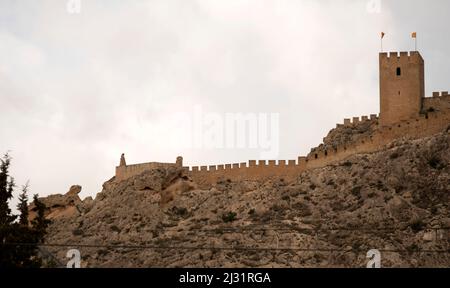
(0, 153), (16, 226)
(0, 153), (48, 267)
(0, 153), (17, 266)
(31, 194), (50, 242)
(17, 183), (29, 226)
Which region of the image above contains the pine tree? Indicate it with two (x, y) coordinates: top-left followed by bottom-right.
(0, 153), (48, 267)
(0, 153), (16, 266)
(17, 182), (29, 226)
(0, 153), (16, 226)
(31, 194), (49, 242)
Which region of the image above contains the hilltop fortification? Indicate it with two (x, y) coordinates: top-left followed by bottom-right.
(115, 51), (450, 186)
(34, 51), (450, 268)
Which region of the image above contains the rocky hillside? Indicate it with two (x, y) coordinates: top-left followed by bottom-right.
(38, 132), (450, 268)
(321, 118), (377, 151)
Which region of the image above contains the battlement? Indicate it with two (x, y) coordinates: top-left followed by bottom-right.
(379, 51), (424, 63)
(431, 91), (449, 97)
(189, 159), (299, 173)
(306, 108), (449, 169)
(342, 114), (378, 126)
(423, 92), (450, 112)
(114, 51), (450, 186)
(114, 106), (449, 186)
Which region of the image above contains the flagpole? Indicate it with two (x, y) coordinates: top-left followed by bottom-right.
(412, 32), (417, 51)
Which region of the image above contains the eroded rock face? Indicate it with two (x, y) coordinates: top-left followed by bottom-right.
(320, 120), (378, 151)
(28, 185), (93, 222)
(66, 185), (82, 196)
(40, 132), (450, 268)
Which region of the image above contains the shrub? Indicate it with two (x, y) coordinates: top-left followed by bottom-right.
(110, 225), (121, 233)
(389, 152), (399, 159)
(351, 186), (362, 197)
(222, 211), (237, 223)
(406, 244), (419, 253)
(171, 206), (188, 216)
(409, 219), (425, 233)
(72, 228), (84, 236)
(342, 161), (352, 167)
(367, 191), (377, 198)
(428, 155), (445, 170)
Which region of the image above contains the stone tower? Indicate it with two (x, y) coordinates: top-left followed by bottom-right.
(379, 51), (425, 126)
(120, 153), (126, 166)
(176, 156), (183, 167)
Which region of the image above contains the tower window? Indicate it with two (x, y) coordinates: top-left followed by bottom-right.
(396, 67), (401, 76)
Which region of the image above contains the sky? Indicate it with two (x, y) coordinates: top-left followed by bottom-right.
(1, 0), (450, 208)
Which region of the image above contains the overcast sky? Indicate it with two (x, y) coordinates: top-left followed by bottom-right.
(1, 0), (450, 206)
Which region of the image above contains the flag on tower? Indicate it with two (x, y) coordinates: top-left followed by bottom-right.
(412, 32), (417, 51)
(380, 32), (385, 52)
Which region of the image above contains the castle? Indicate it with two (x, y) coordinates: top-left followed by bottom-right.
(115, 51), (450, 186)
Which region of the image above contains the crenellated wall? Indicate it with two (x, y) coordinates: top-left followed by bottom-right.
(423, 92), (450, 112)
(307, 109), (449, 167)
(341, 114), (378, 127)
(114, 107), (450, 185)
(183, 108), (449, 186)
(114, 50), (449, 186)
(186, 159), (303, 186)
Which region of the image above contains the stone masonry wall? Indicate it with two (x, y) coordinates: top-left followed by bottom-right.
(115, 98), (450, 186)
(115, 162), (180, 182)
(379, 51), (425, 126)
(185, 108), (449, 186)
(423, 92), (450, 112)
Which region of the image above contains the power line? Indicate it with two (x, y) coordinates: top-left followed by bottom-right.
(4, 242), (450, 254)
(37, 246), (65, 268)
(154, 226), (450, 233)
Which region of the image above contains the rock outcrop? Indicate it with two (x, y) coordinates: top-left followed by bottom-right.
(320, 119), (377, 152)
(28, 185), (93, 222)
